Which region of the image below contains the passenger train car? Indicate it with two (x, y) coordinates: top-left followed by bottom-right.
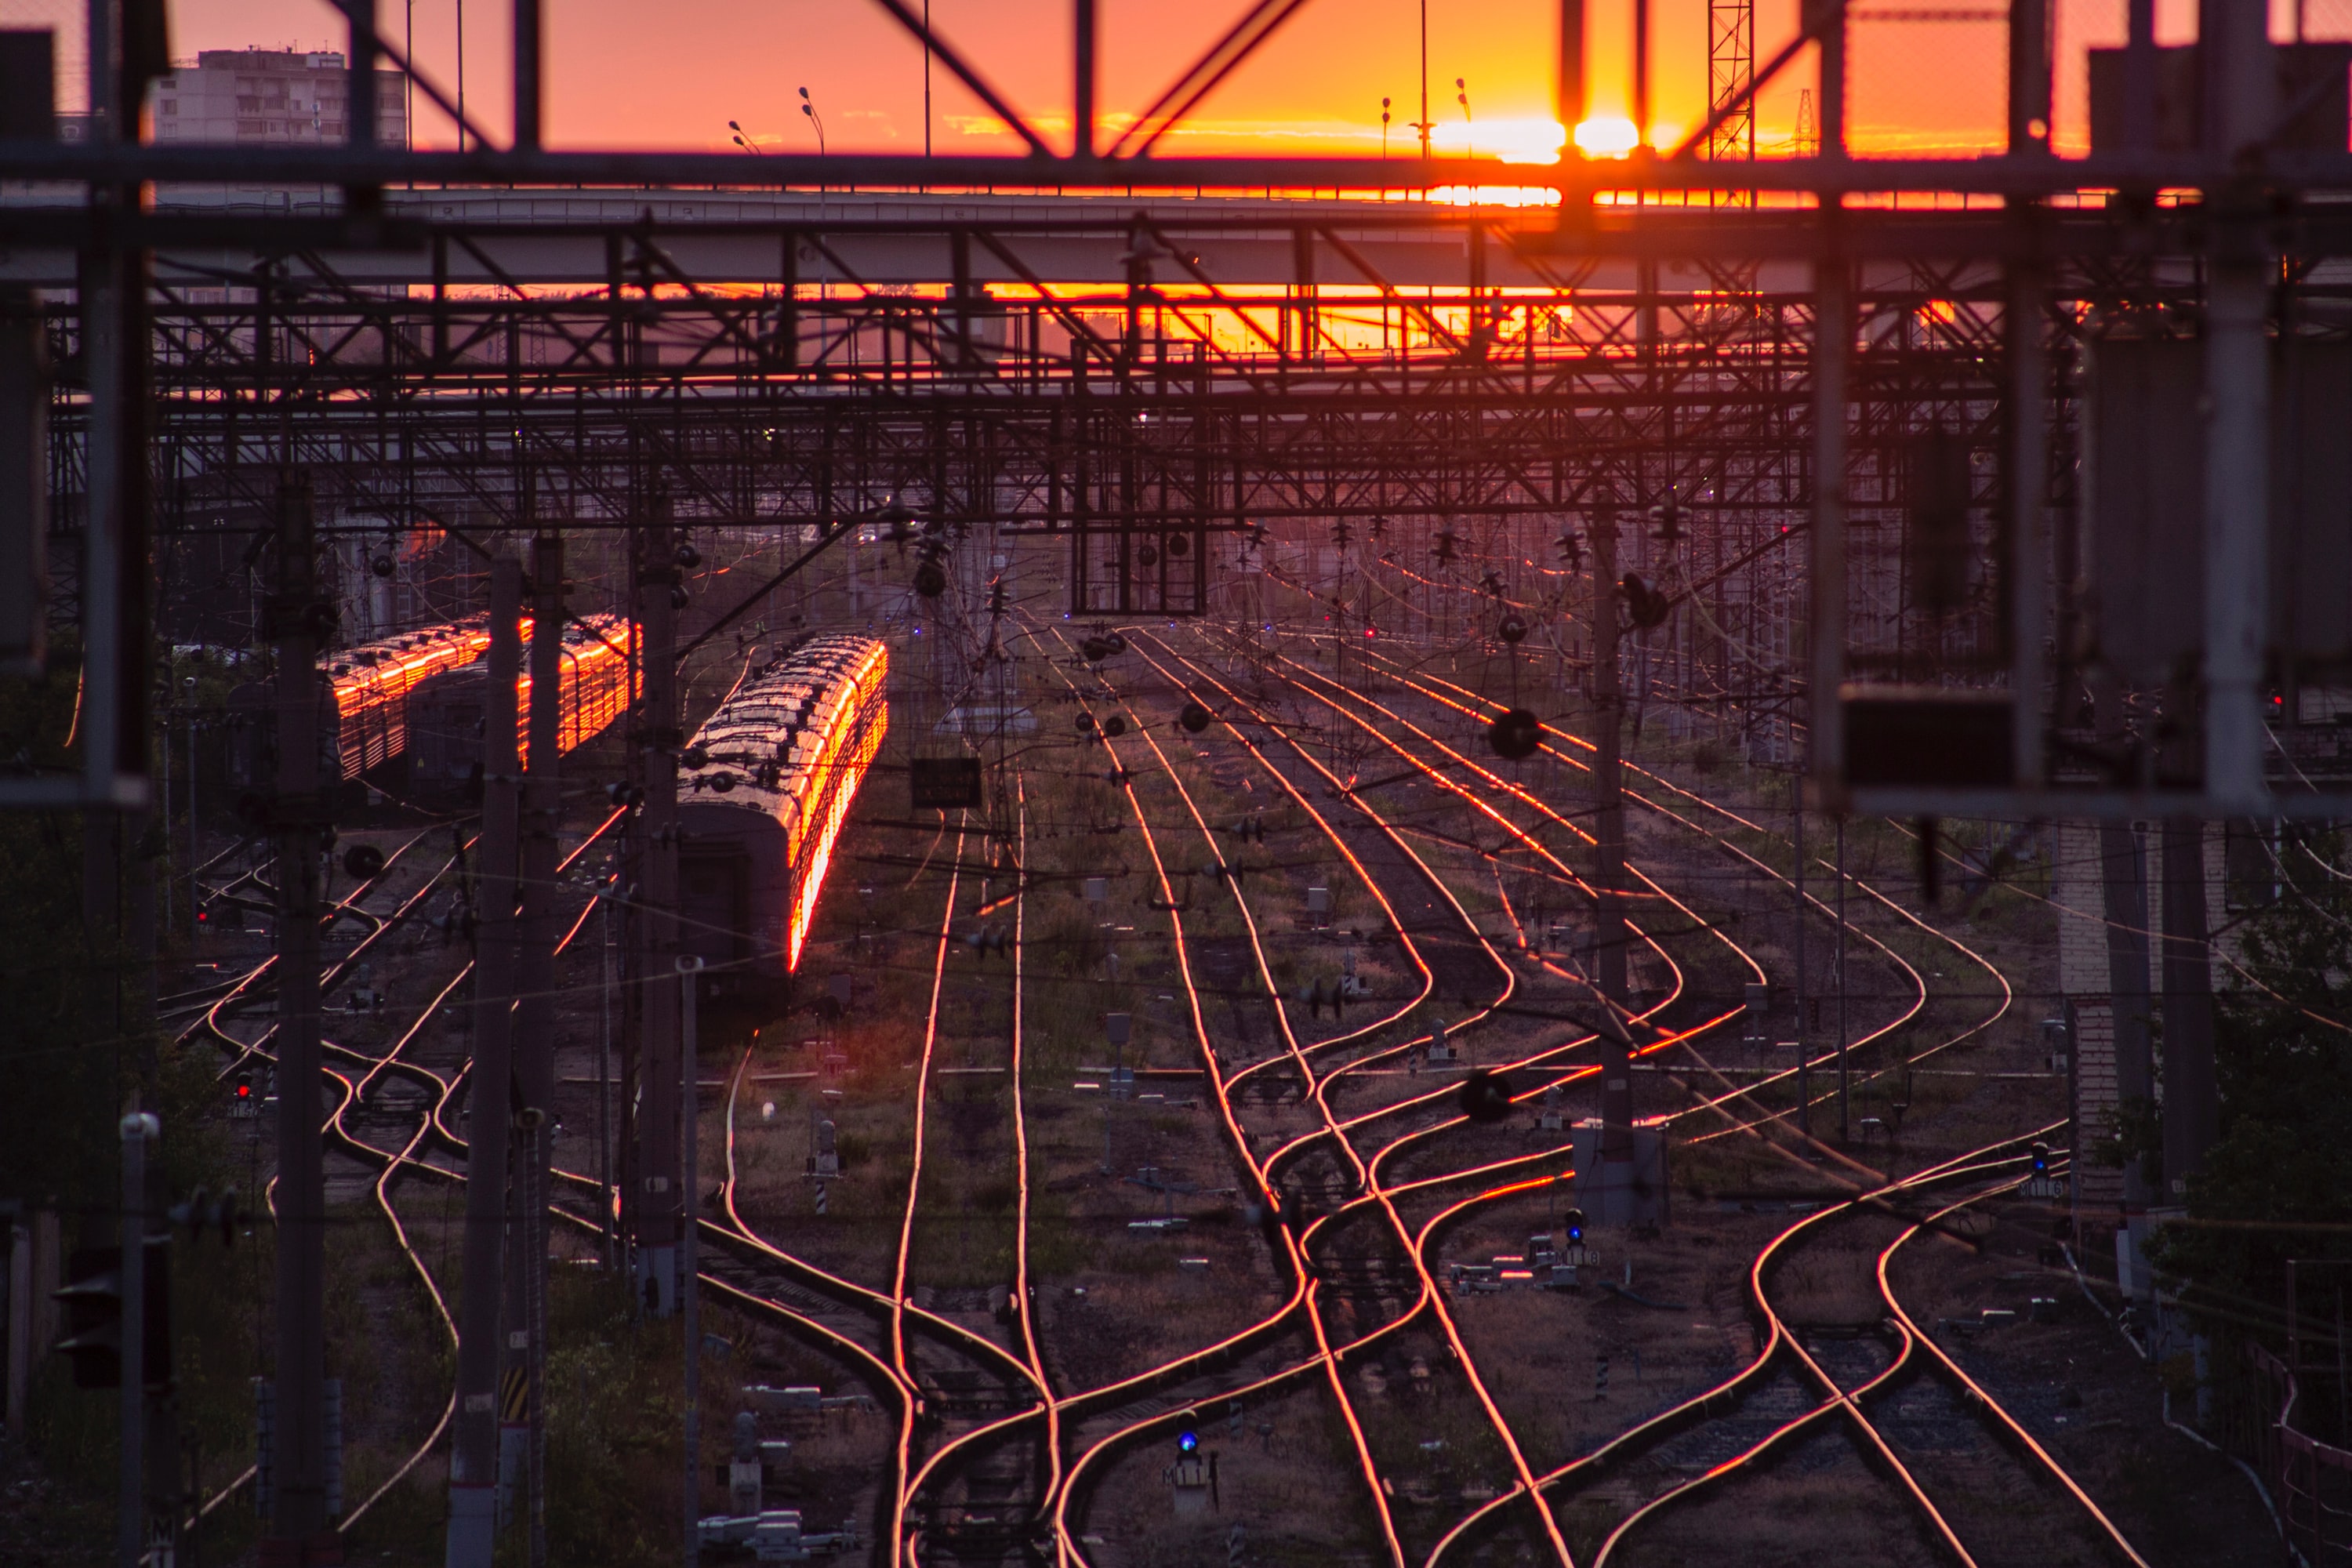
(321, 619), (495, 779)
(675, 636), (889, 985)
(231, 618), (495, 789)
(405, 615), (638, 794)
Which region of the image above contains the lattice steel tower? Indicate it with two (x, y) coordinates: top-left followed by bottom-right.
(1708, 0), (1756, 201)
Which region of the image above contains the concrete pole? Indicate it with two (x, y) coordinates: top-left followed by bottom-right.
(635, 517), (684, 1315)
(2159, 820), (2218, 1200)
(678, 956), (706, 1564)
(1589, 505), (1632, 1156)
(1809, 239), (1850, 804)
(2006, 0), (2051, 790)
(510, 532), (564, 1560)
(2006, 245), (2048, 789)
(2204, 250), (2269, 812)
(1835, 818), (1849, 1142)
(1793, 800), (1809, 1138)
(445, 558), (523, 1568)
(118, 1112), (156, 1568)
(2100, 817), (2158, 1212)
(267, 469), (333, 1558)
(2201, 0), (2271, 812)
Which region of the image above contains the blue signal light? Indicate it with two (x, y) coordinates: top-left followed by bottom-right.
(1177, 1430), (1199, 1455)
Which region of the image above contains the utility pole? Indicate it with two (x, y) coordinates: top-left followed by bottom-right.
(2159, 819), (2218, 1200)
(1074, 0), (1096, 160)
(263, 466), (334, 1564)
(634, 514), (684, 1316)
(2100, 810), (2157, 1213)
(510, 531), (564, 1563)
(118, 1111), (157, 1568)
(1793, 796), (1808, 1138)
(446, 557), (523, 1567)
(678, 955), (706, 1565)
(1835, 817), (1849, 1142)
(1416, 0), (1432, 161)
(1588, 503), (1632, 1152)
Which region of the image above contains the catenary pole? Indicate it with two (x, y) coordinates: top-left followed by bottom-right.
(445, 557), (523, 1566)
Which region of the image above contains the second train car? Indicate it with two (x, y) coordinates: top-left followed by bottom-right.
(675, 636), (889, 989)
(406, 615), (638, 796)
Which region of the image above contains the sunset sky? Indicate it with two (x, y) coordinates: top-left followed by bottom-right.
(20, 0), (2349, 159)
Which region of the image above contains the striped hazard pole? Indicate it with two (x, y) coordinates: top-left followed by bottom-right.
(814, 1181), (829, 1217)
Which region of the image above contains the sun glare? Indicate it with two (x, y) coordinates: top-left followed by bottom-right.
(1430, 118), (1569, 165)
(1573, 117), (1641, 158)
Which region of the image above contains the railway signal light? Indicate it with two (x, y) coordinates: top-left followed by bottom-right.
(1497, 612), (1528, 644)
(675, 541), (702, 569)
(1177, 1429), (1200, 1456)
(1457, 1069), (1514, 1123)
(1102, 715), (1127, 739)
(1563, 1207), (1585, 1247)
(53, 1249), (123, 1388)
(670, 583), (691, 609)
(369, 553), (394, 578)
(230, 1069), (258, 1117)
(1076, 713), (1097, 733)
(1082, 637), (1112, 662)
(1165, 532), (1190, 558)
(53, 1240), (169, 1391)
(1487, 708), (1543, 761)
(342, 843), (385, 880)
(1179, 702), (1211, 734)
(2029, 1142), (2050, 1175)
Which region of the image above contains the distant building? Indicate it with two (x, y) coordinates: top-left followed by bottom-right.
(150, 49), (407, 147)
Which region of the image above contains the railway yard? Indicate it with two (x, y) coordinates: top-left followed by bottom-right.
(87, 546), (2276, 1565)
(12, 0), (2352, 1556)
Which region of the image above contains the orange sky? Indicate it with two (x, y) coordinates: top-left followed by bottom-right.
(26, 0), (2346, 159)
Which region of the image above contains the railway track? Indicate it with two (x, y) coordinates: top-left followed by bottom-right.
(1035, 619), (1754, 1564)
(172, 592), (2139, 1568)
(1322, 638), (2020, 1144)
(1107, 625), (2129, 1565)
